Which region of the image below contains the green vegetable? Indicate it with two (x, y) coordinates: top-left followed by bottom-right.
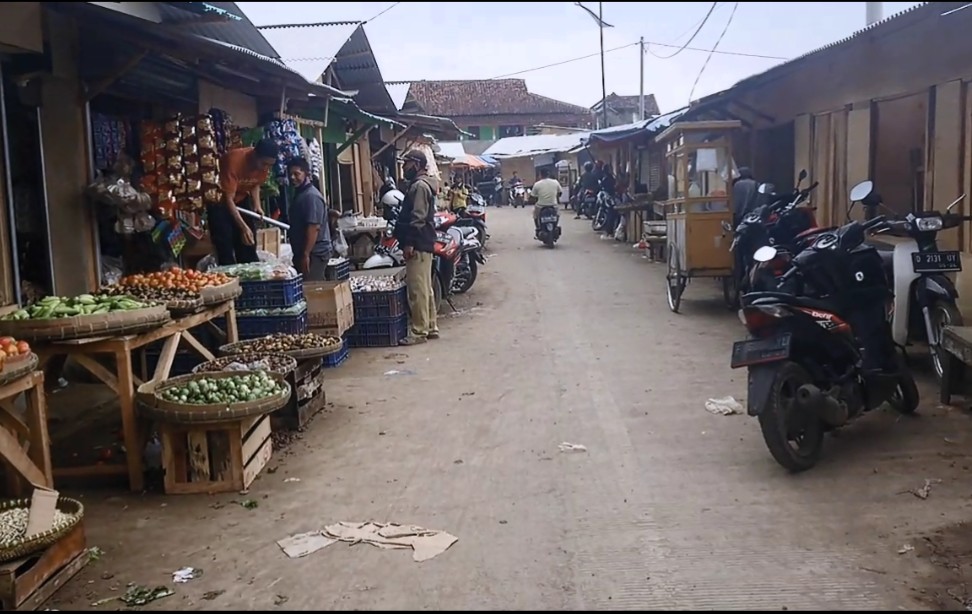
(2, 294), (153, 321)
(159, 372), (283, 405)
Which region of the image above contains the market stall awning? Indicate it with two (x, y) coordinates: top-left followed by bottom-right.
(586, 108), (687, 145)
(435, 141), (467, 159)
(482, 132), (589, 159)
(329, 97), (403, 129)
(450, 154), (492, 169)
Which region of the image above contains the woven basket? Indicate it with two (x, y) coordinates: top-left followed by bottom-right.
(0, 353), (38, 388)
(200, 279), (241, 306)
(0, 496), (84, 564)
(0, 305), (170, 342)
(192, 352), (297, 376)
(137, 370), (292, 425)
(219, 338), (344, 361)
(165, 298), (204, 315)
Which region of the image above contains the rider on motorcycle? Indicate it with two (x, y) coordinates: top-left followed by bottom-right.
(576, 161), (599, 219)
(530, 167), (562, 231)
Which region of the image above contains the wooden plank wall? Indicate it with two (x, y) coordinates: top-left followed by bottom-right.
(932, 80), (964, 250)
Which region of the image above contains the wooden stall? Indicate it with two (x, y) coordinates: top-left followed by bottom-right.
(657, 120), (742, 313)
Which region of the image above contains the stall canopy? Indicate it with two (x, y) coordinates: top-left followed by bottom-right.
(586, 108), (688, 145)
(451, 154), (493, 169)
(483, 132), (590, 158)
(436, 141), (467, 159)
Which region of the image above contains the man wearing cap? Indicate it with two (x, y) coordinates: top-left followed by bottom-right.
(394, 149), (439, 345)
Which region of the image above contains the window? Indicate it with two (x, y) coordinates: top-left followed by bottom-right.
(464, 126), (481, 140)
(499, 125), (524, 138)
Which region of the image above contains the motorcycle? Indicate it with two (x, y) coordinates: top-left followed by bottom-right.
(578, 188), (598, 219)
(592, 190), (618, 233)
(730, 205), (920, 472)
(510, 185), (527, 208)
(855, 181), (969, 381)
(456, 193), (489, 249)
(535, 205), (561, 248)
(434, 210), (485, 295)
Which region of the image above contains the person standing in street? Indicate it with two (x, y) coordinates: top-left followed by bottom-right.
(286, 157), (331, 280)
(212, 138), (279, 265)
(394, 149), (439, 345)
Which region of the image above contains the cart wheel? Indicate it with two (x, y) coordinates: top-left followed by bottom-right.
(722, 276), (739, 310)
(666, 252), (684, 313)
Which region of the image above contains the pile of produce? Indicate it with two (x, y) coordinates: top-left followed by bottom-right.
(117, 268), (232, 294)
(350, 275), (404, 293)
(237, 301), (306, 318)
(160, 372), (284, 405)
(101, 284), (198, 306)
(195, 353), (296, 375)
(3, 295), (153, 321)
(0, 337), (30, 365)
(235, 333), (342, 354)
(0, 507), (78, 548)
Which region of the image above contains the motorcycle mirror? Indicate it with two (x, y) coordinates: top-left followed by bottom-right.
(946, 193), (966, 212)
(721, 220), (732, 233)
(757, 183), (771, 194)
(849, 180), (874, 202)
(753, 246), (778, 263)
(798, 169), (808, 182)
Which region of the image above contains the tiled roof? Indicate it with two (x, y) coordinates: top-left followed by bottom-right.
(400, 79), (590, 118)
(594, 93), (660, 116)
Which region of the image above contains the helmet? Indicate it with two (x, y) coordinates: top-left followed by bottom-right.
(380, 189), (405, 208)
(583, 162), (593, 172)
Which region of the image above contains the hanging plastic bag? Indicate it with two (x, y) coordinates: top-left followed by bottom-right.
(333, 229), (349, 257)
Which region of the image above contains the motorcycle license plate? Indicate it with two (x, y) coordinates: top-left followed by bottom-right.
(540, 214), (558, 224)
(730, 333), (792, 369)
(912, 251), (962, 274)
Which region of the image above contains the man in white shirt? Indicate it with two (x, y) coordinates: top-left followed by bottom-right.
(530, 167), (562, 229)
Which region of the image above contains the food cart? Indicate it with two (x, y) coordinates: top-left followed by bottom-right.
(656, 120), (742, 313)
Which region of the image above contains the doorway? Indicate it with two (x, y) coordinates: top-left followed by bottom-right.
(873, 92), (928, 215)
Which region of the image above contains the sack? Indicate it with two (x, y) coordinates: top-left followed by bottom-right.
(333, 229), (349, 257)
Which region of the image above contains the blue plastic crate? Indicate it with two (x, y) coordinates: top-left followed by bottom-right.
(347, 314), (407, 348)
(322, 338), (349, 368)
(353, 286), (407, 321)
(325, 259), (351, 281)
(237, 276), (305, 310)
(237, 309), (309, 340)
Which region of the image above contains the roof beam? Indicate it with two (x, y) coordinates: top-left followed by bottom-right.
(82, 49), (148, 102)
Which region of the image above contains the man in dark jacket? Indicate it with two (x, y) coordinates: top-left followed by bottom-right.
(394, 149), (439, 345)
(732, 167), (760, 227)
(286, 157), (331, 280)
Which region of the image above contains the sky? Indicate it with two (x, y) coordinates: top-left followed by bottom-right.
(238, 1), (923, 113)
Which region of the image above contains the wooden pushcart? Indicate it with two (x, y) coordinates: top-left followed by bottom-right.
(656, 120), (742, 313)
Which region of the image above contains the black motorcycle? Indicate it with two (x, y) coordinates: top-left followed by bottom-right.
(535, 205), (561, 248)
(592, 190), (618, 234)
(731, 213), (919, 472)
(577, 188), (598, 219)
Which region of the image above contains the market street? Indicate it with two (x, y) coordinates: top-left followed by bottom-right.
(56, 208), (972, 610)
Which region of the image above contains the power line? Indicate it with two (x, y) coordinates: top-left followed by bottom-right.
(364, 2), (400, 24)
(688, 1), (739, 102)
(489, 42), (639, 79)
(650, 2), (718, 59)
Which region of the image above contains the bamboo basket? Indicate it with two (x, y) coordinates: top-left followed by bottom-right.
(137, 370), (292, 424)
(0, 305), (170, 342)
(192, 352), (297, 376)
(0, 353), (38, 388)
(219, 338), (344, 361)
(0, 496), (84, 564)
(200, 279), (242, 306)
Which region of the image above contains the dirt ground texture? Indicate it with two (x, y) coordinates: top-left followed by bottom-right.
(46, 208), (972, 611)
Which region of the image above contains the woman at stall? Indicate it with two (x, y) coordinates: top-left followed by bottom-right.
(210, 138), (280, 265)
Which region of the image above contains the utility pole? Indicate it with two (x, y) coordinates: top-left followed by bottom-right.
(599, 1), (607, 129)
(639, 37), (645, 121)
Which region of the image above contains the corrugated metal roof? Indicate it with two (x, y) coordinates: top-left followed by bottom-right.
(156, 1), (280, 58)
(386, 82), (410, 111)
(330, 97), (403, 129)
(483, 132), (590, 158)
(256, 21), (361, 83)
(732, 2), (930, 90)
(436, 141), (467, 159)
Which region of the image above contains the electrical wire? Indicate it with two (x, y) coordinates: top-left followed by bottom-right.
(649, 2), (719, 59)
(688, 1), (739, 103)
(489, 42), (640, 79)
(364, 2), (400, 24)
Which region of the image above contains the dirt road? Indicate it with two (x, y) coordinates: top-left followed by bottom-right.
(55, 208), (972, 610)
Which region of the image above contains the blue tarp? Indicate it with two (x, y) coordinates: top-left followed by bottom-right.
(586, 108), (688, 144)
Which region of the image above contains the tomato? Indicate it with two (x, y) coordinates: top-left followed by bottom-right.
(16, 341), (29, 354)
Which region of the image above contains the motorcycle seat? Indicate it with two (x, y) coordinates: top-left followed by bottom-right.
(743, 291), (841, 314)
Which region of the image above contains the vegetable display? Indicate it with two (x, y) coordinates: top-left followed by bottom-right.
(118, 268), (231, 293)
(3, 295), (152, 321)
(101, 284), (199, 306)
(160, 372), (284, 405)
(0, 508), (77, 548)
(235, 333), (342, 354)
(0, 337), (30, 364)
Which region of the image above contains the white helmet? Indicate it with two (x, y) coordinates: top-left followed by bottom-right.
(380, 189), (405, 207)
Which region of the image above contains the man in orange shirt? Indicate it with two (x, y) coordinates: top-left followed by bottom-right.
(210, 138), (279, 265)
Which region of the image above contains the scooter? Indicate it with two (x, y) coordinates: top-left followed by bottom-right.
(592, 190), (618, 234)
(511, 185), (527, 208)
(535, 205), (561, 248)
(855, 181), (970, 380)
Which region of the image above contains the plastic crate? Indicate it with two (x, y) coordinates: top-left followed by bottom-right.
(325, 259), (351, 281)
(322, 338), (349, 368)
(237, 276), (305, 310)
(347, 314), (407, 348)
(352, 286), (407, 321)
(237, 309), (309, 340)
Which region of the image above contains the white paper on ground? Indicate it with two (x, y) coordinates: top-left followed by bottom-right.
(276, 531), (337, 559)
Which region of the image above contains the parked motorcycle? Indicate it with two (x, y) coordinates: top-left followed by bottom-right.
(592, 190), (618, 233)
(578, 188), (598, 219)
(535, 205), (561, 248)
(434, 210), (486, 295)
(730, 198), (919, 472)
(510, 185), (527, 208)
(456, 193), (489, 249)
(855, 182), (969, 381)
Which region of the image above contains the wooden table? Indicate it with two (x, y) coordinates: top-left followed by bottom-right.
(34, 301), (238, 492)
(0, 371), (52, 496)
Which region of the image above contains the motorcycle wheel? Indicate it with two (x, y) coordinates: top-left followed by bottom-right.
(592, 208), (608, 232)
(722, 276), (740, 310)
(757, 361), (825, 473)
(889, 355), (920, 415)
(454, 257), (478, 294)
(542, 233), (556, 248)
(432, 271), (444, 313)
(930, 302), (963, 381)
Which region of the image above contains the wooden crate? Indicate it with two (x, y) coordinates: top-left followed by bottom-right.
(0, 523), (88, 611)
(159, 414), (272, 495)
(272, 359), (326, 431)
(256, 228), (281, 257)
